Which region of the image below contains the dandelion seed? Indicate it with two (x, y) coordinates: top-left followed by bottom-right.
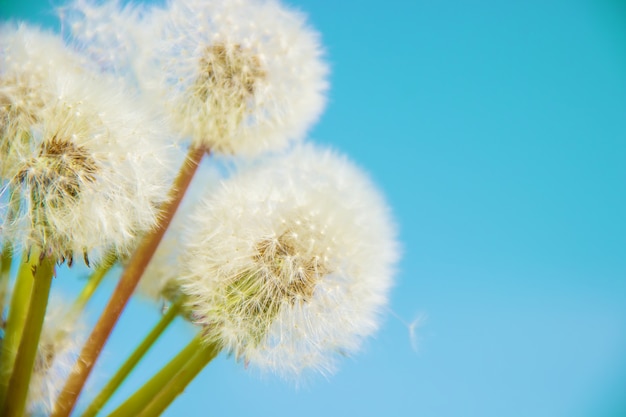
(408, 317), (422, 354)
(180, 144), (398, 378)
(67, 0), (329, 156)
(387, 309), (426, 354)
(0, 24), (86, 180)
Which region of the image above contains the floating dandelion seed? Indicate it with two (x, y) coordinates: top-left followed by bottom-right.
(180, 144), (398, 378)
(389, 309), (426, 354)
(67, 0), (329, 155)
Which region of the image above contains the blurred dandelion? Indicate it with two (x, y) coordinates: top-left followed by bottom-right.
(64, 0), (329, 156)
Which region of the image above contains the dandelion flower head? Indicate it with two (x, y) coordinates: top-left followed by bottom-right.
(0, 25), (179, 264)
(0, 24), (88, 179)
(135, 0), (329, 156)
(180, 144), (398, 378)
(60, 0), (162, 76)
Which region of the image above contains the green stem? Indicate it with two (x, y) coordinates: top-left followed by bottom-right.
(82, 300), (182, 417)
(138, 341), (219, 417)
(0, 250), (39, 410)
(108, 334), (207, 417)
(72, 253), (116, 316)
(0, 243), (13, 314)
(2, 253), (55, 417)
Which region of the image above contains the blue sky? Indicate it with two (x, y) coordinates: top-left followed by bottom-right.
(2, 0), (625, 416)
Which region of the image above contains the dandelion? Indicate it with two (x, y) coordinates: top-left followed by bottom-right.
(0, 24), (86, 180)
(26, 296), (85, 416)
(104, 0), (328, 155)
(59, 0), (159, 76)
(0, 25), (179, 264)
(180, 144), (398, 377)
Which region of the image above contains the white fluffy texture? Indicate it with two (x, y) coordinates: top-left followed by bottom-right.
(112, 0), (328, 155)
(180, 144), (398, 378)
(60, 0), (162, 77)
(0, 25), (180, 263)
(62, 0), (328, 155)
(137, 224), (183, 302)
(27, 296), (85, 416)
(0, 24), (87, 179)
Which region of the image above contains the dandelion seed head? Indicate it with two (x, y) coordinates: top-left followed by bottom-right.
(0, 24), (86, 179)
(25, 296), (86, 416)
(135, 0), (329, 155)
(0, 25), (181, 263)
(181, 144), (398, 378)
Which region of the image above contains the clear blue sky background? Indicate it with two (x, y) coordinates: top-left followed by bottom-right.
(1, 0), (625, 416)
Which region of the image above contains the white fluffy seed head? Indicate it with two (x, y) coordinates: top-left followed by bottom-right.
(0, 23), (88, 179)
(59, 0), (158, 77)
(61, 0), (329, 154)
(132, 0), (329, 155)
(180, 144), (398, 378)
(0, 25), (181, 264)
(26, 296), (85, 416)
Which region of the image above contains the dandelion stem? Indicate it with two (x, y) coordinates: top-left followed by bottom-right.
(1, 252), (55, 417)
(52, 145), (207, 417)
(0, 250), (39, 410)
(107, 334), (207, 417)
(82, 300), (182, 417)
(71, 253), (117, 315)
(0, 243), (13, 314)
(138, 340), (219, 417)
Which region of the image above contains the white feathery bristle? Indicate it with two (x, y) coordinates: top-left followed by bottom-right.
(26, 296), (86, 416)
(180, 144), (398, 378)
(0, 24), (181, 264)
(133, 0), (329, 156)
(138, 226), (184, 302)
(0, 23), (87, 179)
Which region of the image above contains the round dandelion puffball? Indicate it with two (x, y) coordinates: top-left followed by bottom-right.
(180, 144), (398, 378)
(132, 0), (329, 156)
(0, 25), (180, 264)
(0, 24), (88, 179)
(26, 296), (85, 416)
